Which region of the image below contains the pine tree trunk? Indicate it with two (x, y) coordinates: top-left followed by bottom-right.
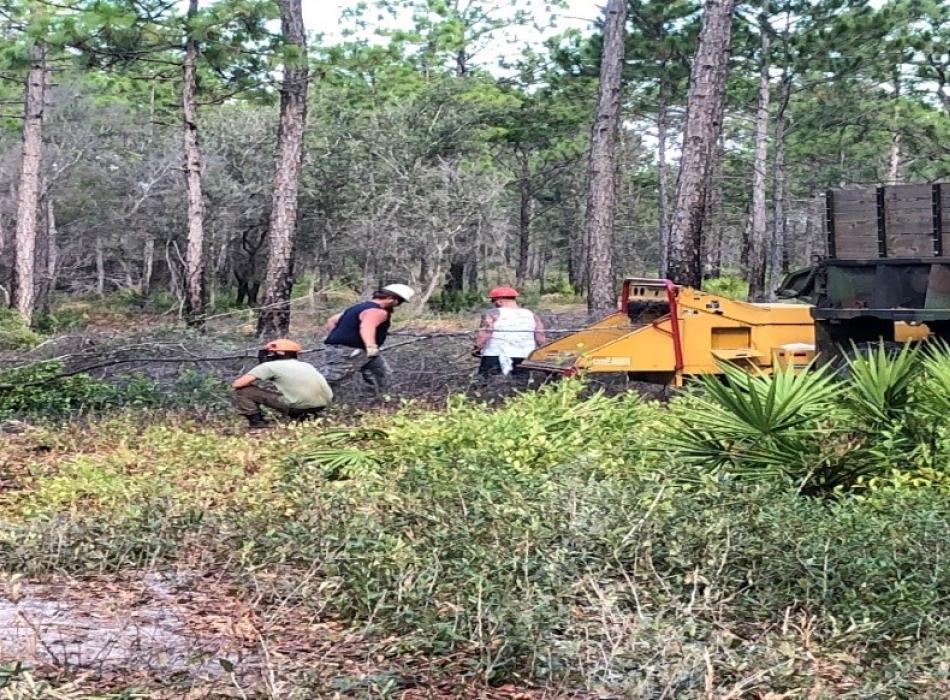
(584, 0), (627, 312)
(747, 22), (770, 301)
(667, 0), (738, 288)
(466, 249), (478, 292)
(182, 0), (206, 328)
(739, 202), (752, 270)
(34, 194), (57, 317)
(656, 82), (671, 278)
(702, 137), (725, 280)
(12, 40), (46, 326)
(516, 152), (531, 287)
(258, 0), (309, 339)
(33, 191), (49, 317)
(766, 73), (791, 300)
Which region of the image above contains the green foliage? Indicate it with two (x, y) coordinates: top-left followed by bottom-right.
(843, 341), (921, 422)
(429, 289), (484, 312)
(3, 368), (950, 690)
(0, 309), (43, 351)
(669, 362), (842, 488)
(0, 363), (229, 419)
(667, 342), (950, 493)
(0, 362), (119, 417)
(33, 308), (88, 333)
(702, 273), (749, 300)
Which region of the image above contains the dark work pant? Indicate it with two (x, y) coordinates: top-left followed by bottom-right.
(317, 344), (392, 393)
(234, 386), (325, 419)
(234, 386), (291, 416)
(477, 356), (528, 376)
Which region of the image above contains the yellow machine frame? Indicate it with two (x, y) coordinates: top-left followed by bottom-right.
(523, 278), (816, 386)
(523, 278), (929, 386)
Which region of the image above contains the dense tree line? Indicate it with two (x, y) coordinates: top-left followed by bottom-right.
(0, 0), (947, 330)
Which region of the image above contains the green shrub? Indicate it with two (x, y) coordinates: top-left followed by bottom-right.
(430, 289), (483, 312)
(3, 376), (950, 690)
(702, 273), (749, 300)
(33, 308), (89, 333)
(0, 362), (121, 417)
(0, 309), (42, 351)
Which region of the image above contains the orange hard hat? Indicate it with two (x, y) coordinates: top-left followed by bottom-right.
(264, 339), (302, 353)
(488, 286), (519, 299)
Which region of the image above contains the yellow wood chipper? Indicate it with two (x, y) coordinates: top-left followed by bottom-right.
(521, 277), (928, 386)
(524, 183), (950, 385)
(522, 278), (820, 386)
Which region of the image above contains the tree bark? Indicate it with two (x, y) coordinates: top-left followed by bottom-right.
(34, 194), (57, 318)
(667, 0), (738, 288)
(887, 74), (902, 184)
(182, 0), (206, 328)
(96, 237), (105, 295)
(584, 0), (627, 312)
(516, 151), (532, 287)
(766, 70), (791, 299)
(702, 136), (725, 280)
(656, 81), (671, 278)
(465, 248), (478, 292)
(258, 0), (309, 339)
(747, 21), (770, 301)
(12, 39), (47, 326)
(142, 236), (154, 296)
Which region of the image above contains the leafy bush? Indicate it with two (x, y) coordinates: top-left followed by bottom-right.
(33, 308), (89, 333)
(0, 363), (231, 418)
(666, 343), (950, 493)
(702, 273), (749, 300)
(430, 289), (484, 312)
(0, 362), (121, 417)
(0, 309), (42, 351)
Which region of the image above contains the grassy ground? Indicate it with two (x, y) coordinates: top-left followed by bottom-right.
(3, 289), (950, 697)
(2, 374), (950, 697)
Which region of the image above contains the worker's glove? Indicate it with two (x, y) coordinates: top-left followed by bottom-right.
(365, 345), (380, 358)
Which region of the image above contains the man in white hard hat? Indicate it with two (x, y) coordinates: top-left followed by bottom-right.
(319, 284), (415, 395)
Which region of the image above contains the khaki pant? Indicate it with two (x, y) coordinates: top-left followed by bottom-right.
(316, 344), (391, 394)
(234, 386), (324, 419)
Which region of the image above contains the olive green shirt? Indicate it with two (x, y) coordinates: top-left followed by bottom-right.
(248, 359), (333, 408)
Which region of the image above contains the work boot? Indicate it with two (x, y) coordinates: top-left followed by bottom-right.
(245, 412), (271, 430)
(291, 408), (324, 423)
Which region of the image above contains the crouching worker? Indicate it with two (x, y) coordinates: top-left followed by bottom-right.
(232, 339), (333, 429)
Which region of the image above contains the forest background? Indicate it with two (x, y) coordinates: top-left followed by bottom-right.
(0, 0), (947, 333)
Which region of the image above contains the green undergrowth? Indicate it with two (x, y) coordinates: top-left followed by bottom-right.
(0, 362), (230, 419)
(2, 355), (950, 692)
(0, 309), (43, 352)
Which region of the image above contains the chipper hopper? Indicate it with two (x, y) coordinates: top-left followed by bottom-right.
(521, 279), (818, 386)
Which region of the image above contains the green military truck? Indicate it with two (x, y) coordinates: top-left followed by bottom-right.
(779, 182), (950, 357)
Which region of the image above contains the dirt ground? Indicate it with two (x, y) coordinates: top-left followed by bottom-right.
(1, 301), (611, 696)
(0, 571), (569, 698)
(3, 298), (611, 410)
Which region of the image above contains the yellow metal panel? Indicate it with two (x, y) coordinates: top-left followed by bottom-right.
(574, 321), (677, 372)
(711, 327), (752, 349)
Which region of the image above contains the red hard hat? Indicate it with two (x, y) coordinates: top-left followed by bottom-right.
(488, 286), (519, 299)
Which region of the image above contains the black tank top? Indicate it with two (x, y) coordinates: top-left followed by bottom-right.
(325, 301), (391, 349)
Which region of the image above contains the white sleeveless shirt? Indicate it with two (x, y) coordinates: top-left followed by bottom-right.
(483, 307), (538, 360)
